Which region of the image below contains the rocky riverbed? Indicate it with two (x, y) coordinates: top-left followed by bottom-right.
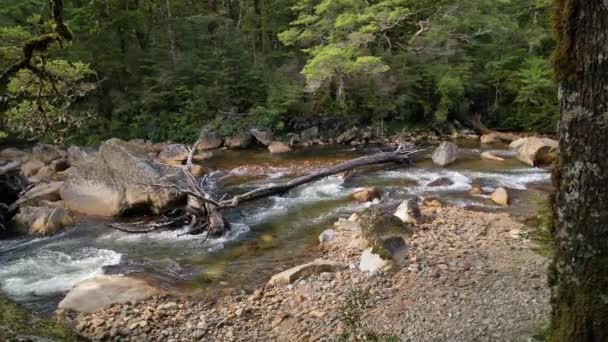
(58, 205), (549, 341)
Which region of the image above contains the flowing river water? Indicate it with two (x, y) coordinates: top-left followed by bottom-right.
(0, 142), (552, 314)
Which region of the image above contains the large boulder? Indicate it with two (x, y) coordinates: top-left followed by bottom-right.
(268, 259), (347, 286)
(516, 137), (559, 166)
(0, 147), (28, 162)
(12, 206), (72, 236)
(197, 128), (223, 150)
(16, 182), (63, 207)
(159, 144), (189, 165)
(58, 275), (166, 313)
(350, 187), (383, 203)
(336, 127), (359, 144)
(67, 146), (96, 166)
(60, 139), (190, 217)
(22, 159), (45, 177)
(225, 132), (253, 149)
(431, 142), (458, 166)
(250, 128), (274, 146)
(268, 141), (292, 154)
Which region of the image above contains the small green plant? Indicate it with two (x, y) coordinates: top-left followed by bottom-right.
(527, 194), (555, 257)
(337, 288), (399, 341)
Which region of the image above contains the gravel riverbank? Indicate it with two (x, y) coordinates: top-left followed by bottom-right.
(58, 206), (549, 341)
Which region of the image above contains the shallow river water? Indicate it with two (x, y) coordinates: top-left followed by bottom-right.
(0, 143), (551, 314)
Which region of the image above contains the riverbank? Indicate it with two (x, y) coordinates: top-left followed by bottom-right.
(59, 205), (549, 341)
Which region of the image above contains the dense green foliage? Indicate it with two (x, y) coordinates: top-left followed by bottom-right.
(1, 0), (557, 143)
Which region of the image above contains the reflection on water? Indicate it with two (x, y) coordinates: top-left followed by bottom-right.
(0, 144), (551, 313)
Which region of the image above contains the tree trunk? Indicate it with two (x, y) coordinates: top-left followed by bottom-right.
(550, 1), (608, 341)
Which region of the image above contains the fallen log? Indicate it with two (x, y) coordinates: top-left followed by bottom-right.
(108, 145), (427, 237)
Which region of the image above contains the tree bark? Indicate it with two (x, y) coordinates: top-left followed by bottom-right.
(550, 1), (608, 341)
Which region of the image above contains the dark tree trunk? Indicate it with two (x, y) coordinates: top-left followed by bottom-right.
(550, 1), (608, 341)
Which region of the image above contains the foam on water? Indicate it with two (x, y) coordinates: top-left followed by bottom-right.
(0, 247), (122, 298)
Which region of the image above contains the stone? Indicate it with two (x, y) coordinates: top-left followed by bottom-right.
(359, 248), (389, 275)
(509, 229), (522, 239)
(336, 127), (359, 144)
(61, 139), (190, 217)
(250, 129), (274, 146)
(381, 236), (408, 267)
(480, 134), (499, 145)
(22, 160), (45, 177)
(159, 144), (189, 164)
(190, 165), (205, 177)
(50, 158), (71, 172)
(268, 259), (347, 286)
(67, 146), (96, 166)
(0, 147), (28, 162)
(35, 165), (55, 178)
(350, 187), (382, 203)
(423, 198), (443, 208)
(480, 151), (504, 161)
(348, 237), (369, 250)
(225, 132), (253, 149)
(12, 206), (72, 235)
(431, 142), (458, 166)
(394, 199), (422, 225)
(490, 187), (508, 206)
(348, 213), (360, 222)
(193, 152), (214, 162)
(58, 275), (166, 313)
(516, 137), (559, 166)
(197, 128), (224, 150)
(470, 186), (483, 195)
(427, 177), (454, 187)
(300, 126), (319, 142)
(334, 218), (361, 232)
(268, 141), (292, 154)
(16, 181), (63, 206)
(32, 144), (63, 164)
(509, 138), (527, 150)
(318, 229), (335, 244)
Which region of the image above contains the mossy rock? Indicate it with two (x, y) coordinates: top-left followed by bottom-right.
(0, 293), (80, 341)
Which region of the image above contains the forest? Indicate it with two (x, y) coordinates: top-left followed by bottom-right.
(1, 0), (557, 144)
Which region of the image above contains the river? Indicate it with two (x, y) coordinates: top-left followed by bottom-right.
(0, 143), (551, 314)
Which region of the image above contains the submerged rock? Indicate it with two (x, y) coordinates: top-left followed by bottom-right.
(268, 259), (347, 286)
(58, 275), (166, 313)
(427, 177), (454, 187)
(61, 139), (190, 217)
(350, 187), (383, 203)
(432, 142), (458, 166)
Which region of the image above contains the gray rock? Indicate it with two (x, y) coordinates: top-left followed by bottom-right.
(268, 259), (347, 286)
(268, 141), (291, 154)
(394, 199), (422, 225)
(300, 126), (319, 142)
(318, 229), (336, 244)
(515, 137), (558, 166)
(16, 181), (63, 207)
(12, 206), (72, 235)
(32, 144), (63, 164)
(159, 144), (189, 165)
(0, 147), (28, 162)
(432, 142), (458, 166)
(61, 139), (190, 217)
(225, 132), (253, 149)
(359, 248), (389, 275)
(336, 127), (359, 144)
(250, 129), (273, 146)
(198, 128), (223, 150)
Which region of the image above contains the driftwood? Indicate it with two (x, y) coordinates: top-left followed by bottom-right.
(108, 145), (426, 237)
(469, 113), (518, 142)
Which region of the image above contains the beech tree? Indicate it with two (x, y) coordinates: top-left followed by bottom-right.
(550, 0), (608, 341)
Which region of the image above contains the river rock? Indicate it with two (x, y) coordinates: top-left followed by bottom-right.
(22, 159), (45, 177)
(35, 165), (55, 179)
(300, 126), (319, 142)
(334, 218), (361, 232)
(61, 139), (189, 217)
(359, 248), (389, 275)
(318, 229), (336, 244)
(67, 146), (96, 166)
(268, 141), (291, 154)
(250, 129), (273, 146)
(0, 147), (28, 162)
(268, 259), (347, 286)
(432, 142), (458, 166)
(190, 165), (205, 177)
(32, 144), (63, 165)
(198, 128), (223, 150)
(427, 177), (454, 187)
(58, 275), (166, 313)
(470, 185), (484, 195)
(336, 127), (359, 144)
(350, 187), (382, 203)
(393, 199), (422, 225)
(509, 138), (527, 150)
(225, 132), (253, 149)
(516, 137), (559, 166)
(480, 134), (499, 145)
(490, 187), (509, 206)
(12, 206), (72, 235)
(159, 144), (189, 165)
(50, 158), (70, 172)
(16, 182), (63, 207)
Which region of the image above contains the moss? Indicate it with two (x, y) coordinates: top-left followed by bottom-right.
(0, 292), (79, 341)
(527, 194), (555, 257)
(551, 0), (579, 82)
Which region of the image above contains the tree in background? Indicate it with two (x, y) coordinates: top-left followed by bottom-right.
(550, 0), (608, 340)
